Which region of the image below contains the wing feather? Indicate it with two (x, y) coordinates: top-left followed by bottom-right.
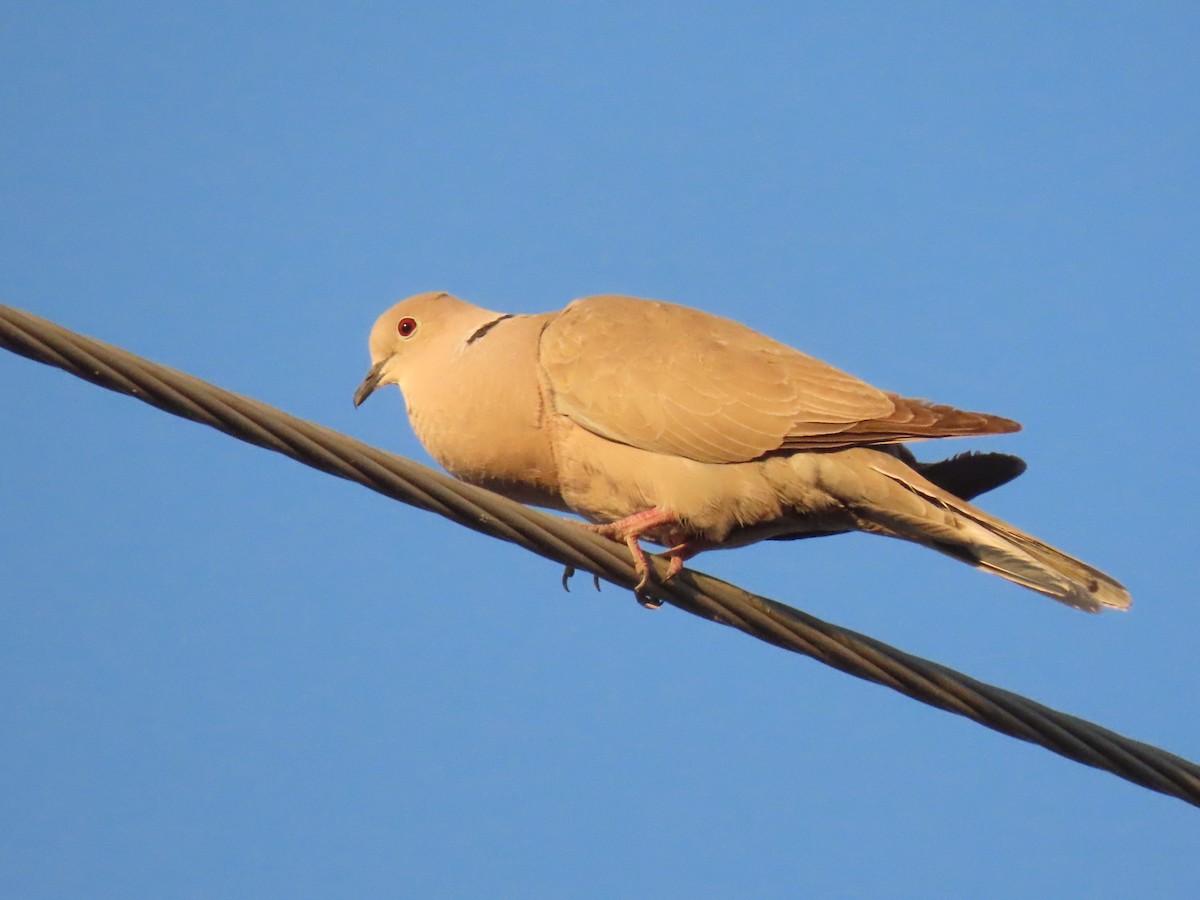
(538, 295), (1017, 464)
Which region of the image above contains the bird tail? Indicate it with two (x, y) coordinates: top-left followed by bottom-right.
(857, 457), (1130, 612)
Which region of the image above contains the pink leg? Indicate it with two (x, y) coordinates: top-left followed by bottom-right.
(587, 508), (708, 592)
(662, 534), (712, 579)
(587, 508), (677, 591)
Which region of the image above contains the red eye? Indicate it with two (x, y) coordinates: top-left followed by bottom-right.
(397, 317), (417, 338)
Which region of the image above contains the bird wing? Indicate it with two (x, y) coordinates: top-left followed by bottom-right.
(538, 295), (931, 464)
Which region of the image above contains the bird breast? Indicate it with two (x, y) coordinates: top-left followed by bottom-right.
(403, 313), (567, 510)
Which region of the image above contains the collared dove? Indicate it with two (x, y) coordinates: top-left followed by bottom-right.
(354, 292), (1130, 612)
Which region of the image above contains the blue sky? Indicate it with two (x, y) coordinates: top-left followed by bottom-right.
(2, 3), (1198, 896)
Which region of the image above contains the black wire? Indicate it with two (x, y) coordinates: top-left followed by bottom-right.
(2, 303), (1197, 808)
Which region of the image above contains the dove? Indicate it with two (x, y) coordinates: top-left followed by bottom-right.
(354, 292), (1130, 612)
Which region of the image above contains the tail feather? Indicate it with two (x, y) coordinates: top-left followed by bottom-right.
(864, 463), (1130, 612)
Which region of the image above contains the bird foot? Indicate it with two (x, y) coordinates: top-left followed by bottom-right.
(587, 508), (678, 591)
(663, 538), (711, 578)
(586, 508), (711, 605)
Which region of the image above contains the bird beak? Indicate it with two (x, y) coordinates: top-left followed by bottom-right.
(353, 359), (388, 407)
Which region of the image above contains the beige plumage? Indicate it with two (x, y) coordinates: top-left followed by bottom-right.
(354, 292), (1130, 612)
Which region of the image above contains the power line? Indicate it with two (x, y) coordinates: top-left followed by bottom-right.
(2, 303), (1197, 808)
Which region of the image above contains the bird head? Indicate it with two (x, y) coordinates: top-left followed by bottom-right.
(353, 292), (503, 407)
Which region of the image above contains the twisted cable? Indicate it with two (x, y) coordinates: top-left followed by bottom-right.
(2, 303), (1197, 808)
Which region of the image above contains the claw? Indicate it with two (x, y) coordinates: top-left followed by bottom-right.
(561, 565), (603, 593)
(636, 590), (664, 610)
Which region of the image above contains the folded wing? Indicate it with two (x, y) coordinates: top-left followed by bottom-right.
(539, 295), (1018, 464)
